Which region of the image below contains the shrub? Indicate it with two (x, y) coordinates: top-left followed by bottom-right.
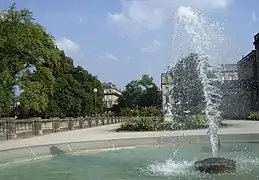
(119, 116), (164, 131)
(247, 113), (259, 120)
(119, 115), (208, 131)
(169, 115), (208, 130)
(120, 107), (161, 117)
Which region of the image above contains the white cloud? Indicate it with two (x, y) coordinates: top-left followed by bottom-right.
(56, 37), (80, 57)
(141, 40), (164, 52)
(107, 2), (165, 34)
(96, 52), (119, 61)
(107, 0), (233, 34)
(252, 11), (257, 21)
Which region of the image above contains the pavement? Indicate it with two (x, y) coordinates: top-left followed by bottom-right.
(0, 120), (258, 151)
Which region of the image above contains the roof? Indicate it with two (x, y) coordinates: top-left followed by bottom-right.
(238, 50), (256, 65)
(102, 82), (122, 92)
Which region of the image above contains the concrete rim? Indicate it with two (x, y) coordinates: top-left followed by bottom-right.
(0, 133), (259, 165)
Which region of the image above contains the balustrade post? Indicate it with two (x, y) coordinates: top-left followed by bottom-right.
(111, 117), (114, 124)
(1, 120), (5, 136)
(33, 117), (42, 136)
(84, 117), (88, 128)
(68, 117), (74, 130)
(101, 116), (105, 125)
(6, 119), (16, 140)
(79, 117), (84, 128)
(88, 117), (92, 127)
(95, 117), (99, 126)
(53, 117), (60, 132)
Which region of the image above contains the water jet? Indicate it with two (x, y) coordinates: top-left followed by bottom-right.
(167, 5), (237, 174)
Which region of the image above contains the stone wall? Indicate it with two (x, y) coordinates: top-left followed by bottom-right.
(237, 50), (257, 81)
(221, 81), (253, 118)
(0, 116), (125, 141)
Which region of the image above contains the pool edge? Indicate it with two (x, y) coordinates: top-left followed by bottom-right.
(0, 133), (259, 165)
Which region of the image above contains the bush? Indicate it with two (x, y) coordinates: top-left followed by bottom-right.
(119, 115), (208, 131)
(167, 115), (208, 130)
(119, 116), (164, 131)
(120, 107), (161, 117)
(247, 113), (259, 120)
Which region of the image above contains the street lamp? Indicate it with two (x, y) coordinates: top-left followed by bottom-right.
(93, 88), (98, 116)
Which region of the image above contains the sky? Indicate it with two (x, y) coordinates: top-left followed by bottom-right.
(1, 0), (259, 88)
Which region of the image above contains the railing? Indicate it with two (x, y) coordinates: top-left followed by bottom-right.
(0, 116), (126, 141)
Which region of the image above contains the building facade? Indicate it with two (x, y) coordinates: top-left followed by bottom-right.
(161, 31), (259, 118)
(236, 32), (259, 112)
(102, 82), (122, 109)
(218, 64), (239, 81)
(217, 63), (250, 118)
(237, 50), (257, 81)
(161, 63), (241, 117)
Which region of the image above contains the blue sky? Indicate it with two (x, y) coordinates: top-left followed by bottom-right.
(1, 0), (259, 88)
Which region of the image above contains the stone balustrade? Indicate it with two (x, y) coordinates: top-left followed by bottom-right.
(0, 116), (125, 141)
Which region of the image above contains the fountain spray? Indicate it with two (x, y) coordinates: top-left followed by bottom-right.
(172, 6), (224, 157)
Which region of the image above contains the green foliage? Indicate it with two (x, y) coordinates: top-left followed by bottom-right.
(20, 81), (49, 114)
(120, 117), (165, 131)
(0, 4), (103, 118)
(169, 115), (208, 130)
(0, 70), (13, 116)
(119, 115), (208, 131)
(118, 74), (162, 111)
(247, 113), (259, 120)
(120, 107), (161, 117)
(170, 53), (205, 120)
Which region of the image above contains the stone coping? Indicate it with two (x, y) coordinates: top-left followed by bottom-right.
(0, 133), (259, 165)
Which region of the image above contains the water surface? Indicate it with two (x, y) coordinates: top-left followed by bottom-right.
(0, 142), (259, 180)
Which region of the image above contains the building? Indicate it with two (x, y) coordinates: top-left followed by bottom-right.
(236, 32), (259, 112)
(237, 50), (257, 81)
(220, 32), (259, 117)
(218, 64), (239, 81)
(102, 82), (122, 109)
(217, 63), (248, 118)
(238, 33), (259, 84)
(161, 63), (240, 116)
(161, 31), (259, 117)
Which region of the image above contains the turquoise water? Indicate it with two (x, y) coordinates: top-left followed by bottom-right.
(0, 143), (259, 180)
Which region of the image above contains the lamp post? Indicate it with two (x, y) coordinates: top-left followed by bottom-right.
(93, 88), (98, 116)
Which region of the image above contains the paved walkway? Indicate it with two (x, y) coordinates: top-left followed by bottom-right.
(0, 120), (258, 150)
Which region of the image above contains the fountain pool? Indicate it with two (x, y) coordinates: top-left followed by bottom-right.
(0, 142), (259, 180)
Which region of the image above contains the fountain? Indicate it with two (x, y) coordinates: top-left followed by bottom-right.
(167, 6), (236, 174)
(1, 4), (259, 180)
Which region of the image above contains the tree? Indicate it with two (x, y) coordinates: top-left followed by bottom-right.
(0, 3), (60, 117)
(69, 66), (103, 116)
(45, 66), (103, 118)
(0, 3), (104, 118)
(118, 75), (162, 113)
(169, 53), (205, 120)
(19, 81), (49, 117)
(119, 80), (143, 108)
(0, 3), (60, 76)
(0, 70), (13, 116)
